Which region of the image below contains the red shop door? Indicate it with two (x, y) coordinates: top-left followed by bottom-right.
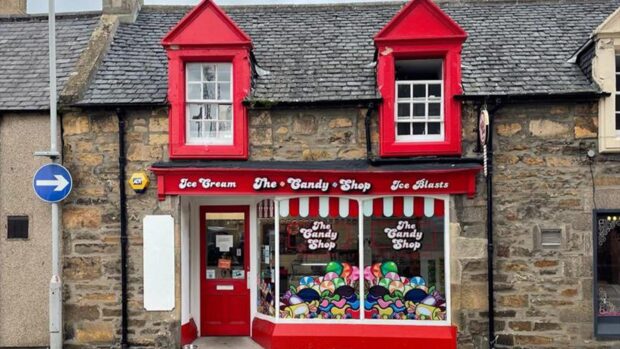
(200, 206), (250, 336)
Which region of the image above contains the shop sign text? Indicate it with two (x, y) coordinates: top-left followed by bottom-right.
(391, 179), (449, 191)
(384, 221), (424, 251)
(301, 221), (338, 251)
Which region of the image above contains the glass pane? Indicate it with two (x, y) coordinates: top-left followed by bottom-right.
(363, 202), (447, 321)
(205, 212), (245, 280)
(616, 74), (620, 88)
(219, 104), (232, 121)
(413, 103), (426, 118)
(203, 83), (216, 100)
(595, 212), (620, 331)
(397, 103), (411, 119)
(412, 123), (425, 135)
(189, 120), (201, 140)
(428, 122), (441, 135)
(616, 95), (620, 113)
(428, 84), (441, 98)
(218, 83), (231, 101)
(257, 202), (276, 317)
(218, 64), (232, 82)
(397, 84), (411, 99)
(279, 213), (360, 319)
(219, 121), (232, 134)
(188, 104), (202, 120)
(397, 122), (411, 136)
(187, 83), (201, 100)
(204, 104), (217, 120)
(429, 103), (441, 117)
(616, 113), (620, 131)
(205, 121), (217, 139)
(187, 64), (202, 82)
(203, 64), (216, 81)
(413, 85), (426, 98)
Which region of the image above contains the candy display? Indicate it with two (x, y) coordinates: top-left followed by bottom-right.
(280, 261), (360, 319)
(258, 278), (275, 316)
(364, 261), (446, 320)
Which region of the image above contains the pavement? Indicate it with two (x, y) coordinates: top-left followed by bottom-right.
(192, 337), (263, 349)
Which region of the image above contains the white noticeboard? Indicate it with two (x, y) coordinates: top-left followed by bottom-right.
(143, 215), (175, 311)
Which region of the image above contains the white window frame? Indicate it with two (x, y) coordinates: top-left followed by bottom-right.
(185, 63), (234, 145)
(253, 195), (452, 326)
(395, 80), (445, 142)
(615, 58), (620, 137)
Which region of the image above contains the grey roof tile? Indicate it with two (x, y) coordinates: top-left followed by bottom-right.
(78, 0), (620, 105)
(0, 14), (99, 110)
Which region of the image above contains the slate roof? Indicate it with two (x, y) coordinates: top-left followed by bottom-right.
(0, 14), (99, 111)
(78, 0), (620, 105)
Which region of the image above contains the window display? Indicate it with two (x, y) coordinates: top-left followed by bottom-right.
(595, 211), (620, 337)
(257, 200), (276, 317)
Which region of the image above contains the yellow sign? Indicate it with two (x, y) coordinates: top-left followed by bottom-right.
(129, 172), (150, 193)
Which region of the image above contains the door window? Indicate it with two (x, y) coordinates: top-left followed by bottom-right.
(205, 212), (246, 280)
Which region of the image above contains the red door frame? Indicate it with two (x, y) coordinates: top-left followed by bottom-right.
(200, 205), (251, 336)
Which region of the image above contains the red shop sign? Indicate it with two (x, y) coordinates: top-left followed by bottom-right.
(151, 166), (481, 200)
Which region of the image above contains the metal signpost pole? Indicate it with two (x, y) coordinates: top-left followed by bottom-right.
(47, 0), (63, 347)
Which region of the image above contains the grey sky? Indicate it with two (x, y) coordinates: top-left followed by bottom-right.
(28, 0), (400, 14)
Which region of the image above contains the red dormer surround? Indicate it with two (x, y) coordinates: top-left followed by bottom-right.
(162, 0), (251, 159)
(375, 0), (467, 157)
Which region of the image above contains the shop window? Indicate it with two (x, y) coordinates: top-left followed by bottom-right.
(186, 63), (233, 145)
(594, 211), (620, 337)
(7, 216), (28, 239)
(362, 197), (447, 321)
(278, 197), (360, 319)
(395, 59), (444, 141)
(615, 55), (620, 136)
(257, 200), (276, 317)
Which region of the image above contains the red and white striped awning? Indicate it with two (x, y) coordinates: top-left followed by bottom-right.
(277, 196), (444, 218)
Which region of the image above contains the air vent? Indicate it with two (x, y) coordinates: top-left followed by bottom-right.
(7, 216), (29, 239)
(540, 229), (562, 249)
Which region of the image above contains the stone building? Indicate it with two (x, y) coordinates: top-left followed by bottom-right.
(3, 0), (620, 348)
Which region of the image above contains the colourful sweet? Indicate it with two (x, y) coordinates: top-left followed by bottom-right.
(297, 288), (321, 302)
(349, 266), (360, 282)
(415, 304), (442, 320)
(283, 303), (310, 318)
(289, 295), (303, 305)
(385, 272), (400, 281)
(410, 276), (426, 287)
(404, 288), (428, 303)
(367, 285), (388, 301)
(372, 263), (382, 278)
(319, 280), (335, 293)
(334, 285), (357, 301)
(341, 262), (352, 278)
(330, 304), (350, 319)
(325, 261), (344, 276)
(300, 276), (315, 287)
(388, 280), (405, 294)
(378, 277), (391, 289)
(364, 266), (375, 284)
(380, 261), (398, 276)
(332, 277), (346, 288)
(400, 277), (409, 285)
(421, 295), (437, 306)
(324, 272), (339, 281)
(374, 304), (394, 319)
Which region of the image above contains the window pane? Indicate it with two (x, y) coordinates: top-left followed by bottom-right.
(203, 64), (216, 81)
(219, 121), (232, 135)
(204, 104), (217, 120)
(187, 64), (202, 82)
(397, 122), (411, 136)
(428, 122), (441, 135)
(616, 113), (620, 131)
(363, 201), (447, 321)
(413, 85), (426, 98)
(279, 212), (360, 320)
(218, 83), (231, 101)
(429, 103), (441, 117)
(412, 123), (425, 135)
(205, 121), (217, 139)
(219, 104), (232, 121)
(397, 103), (411, 119)
(203, 83), (216, 100)
(397, 84), (411, 99)
(616, 95), (620, 113)
(187, 83), (201, 100)
(428, 84), (441, 98)
(205, 212), (245, 280)
(217, 64), (232, 82)
(595, 212), (620, 336)
(413, 103), (425, 118)
(189, 120), (201, 139)
(257, 201), (276, 317)
(188, 104), (202, 120)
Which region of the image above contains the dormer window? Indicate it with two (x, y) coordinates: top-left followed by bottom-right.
(186, 63), (233, 145)
(395, 59), (443, 142)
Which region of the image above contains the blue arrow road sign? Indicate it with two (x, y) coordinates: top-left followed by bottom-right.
(33, 163), (73, 203)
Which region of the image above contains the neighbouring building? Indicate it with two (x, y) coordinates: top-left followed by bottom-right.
(2, 0), (620, 348)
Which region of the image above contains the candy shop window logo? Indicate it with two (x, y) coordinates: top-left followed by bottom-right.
(297, 221), (338, 251)
(384, 221), (424, 251)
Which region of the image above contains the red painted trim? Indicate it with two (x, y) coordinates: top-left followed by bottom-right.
(162, 0), (251, 46)
(150, 166), (481, 199)
(375, 0), (466, 158)
(251, 318), (457, 349)
(180, 318), (198, 346)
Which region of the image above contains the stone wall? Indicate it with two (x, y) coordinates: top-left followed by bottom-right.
(456, 101), (620, 348)
(62, 108), (180, 349)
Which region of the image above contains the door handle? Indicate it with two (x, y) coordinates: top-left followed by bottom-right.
(246, 271), (250, 290)
(216, 285), (234, 291)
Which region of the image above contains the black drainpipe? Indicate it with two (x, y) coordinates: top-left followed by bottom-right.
(117, 108), (129, 349)
(486, 99), (503, 349)
(364, 102), (374, 162)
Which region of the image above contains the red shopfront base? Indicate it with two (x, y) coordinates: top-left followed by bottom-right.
(251, 318), (457, 349)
